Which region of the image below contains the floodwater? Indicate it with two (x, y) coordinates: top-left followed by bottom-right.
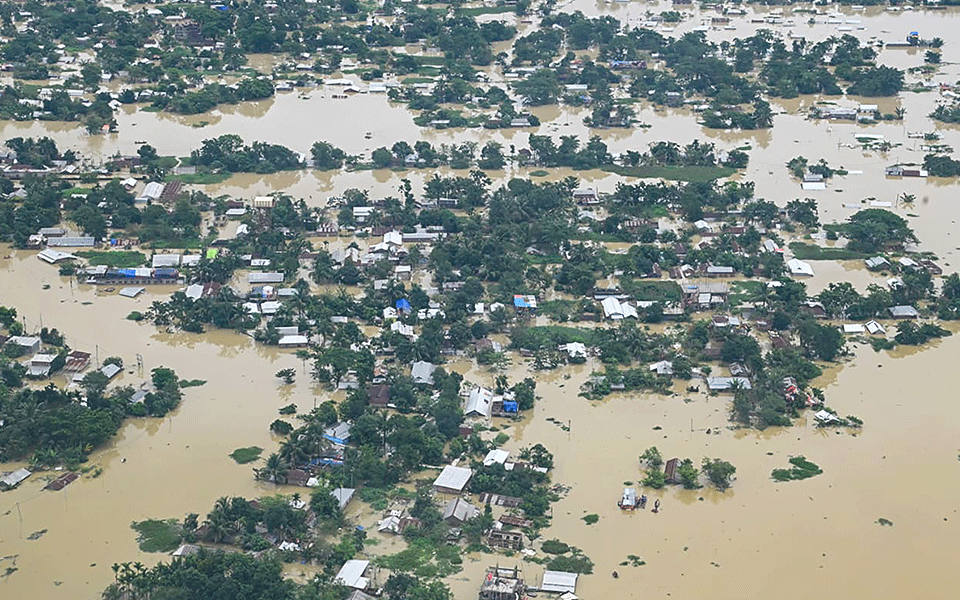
(3, 3), (960, 600)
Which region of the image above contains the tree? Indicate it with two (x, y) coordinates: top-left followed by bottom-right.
(639, 446), (663, 468)
(276, 368), (295, 384)
(701, 458), (736, 490)
(257, 452), (288, 484)
(311, 141), (346, 170)
(844, 209), (917, 253)
(371, 147), (393, 168)
(678, 458), (700, 489)
(137, 144), (158, 163)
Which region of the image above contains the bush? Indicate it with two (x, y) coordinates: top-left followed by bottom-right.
(541, 539), (571, 554)
(270, 419), (293, 435)
(230, 447), (263, 464)
(642, 469), (665, 489)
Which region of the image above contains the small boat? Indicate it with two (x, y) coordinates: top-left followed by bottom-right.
(364, 132), (372, 139)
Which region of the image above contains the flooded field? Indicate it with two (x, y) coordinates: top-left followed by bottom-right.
(3, 2), (960, 600)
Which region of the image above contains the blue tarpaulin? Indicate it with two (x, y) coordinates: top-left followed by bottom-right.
(395, 298), (412, 311)
(513, 296), (531, 308)
(502, 401), (519, 413)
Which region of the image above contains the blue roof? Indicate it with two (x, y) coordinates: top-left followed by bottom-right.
(502, 401), (518, 412)
(395, 298), (411, 310)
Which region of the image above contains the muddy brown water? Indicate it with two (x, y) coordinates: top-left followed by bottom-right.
(3, 3), (960, 599)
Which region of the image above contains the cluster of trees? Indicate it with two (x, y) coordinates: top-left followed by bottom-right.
(639, 447), (737, 491)
(0, 363), (184, 466)
(840, 209), (917, 253)
(103, 549), (357, 600)
(191, 134), (303, 173)
(4, 137), (76, 167)
(151, 78), (274, 114)
(923, 153), (960, 177)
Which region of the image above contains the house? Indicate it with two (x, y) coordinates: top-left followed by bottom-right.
(705, 265), (735, 277)
(7, 336), (41, 354)
(541, 570), (579, 595)
(64, 350), (90, 371)
(898, 257), (918, 269)
(465, 387), (494, 418)
(412, 361), (437, 386)
(37, 249), (77, 264)
(649, 360), (673, 376)
(345, 591), (377, 600)
(480, 566), (525, 600)
(334, 559), (371, 590)
(46, 236), (95, 248)
(27, 353), (56, 377)
(442, 497), (479, 526)
(572, 188), (599, 205)
(843, 323), (865, 334)
(559, 342), (587, 360)
(368, 384), (391, 407)
(152, 254), (181, 268)
(619, 487), (637, 509)
(814, 409), (840, 424)
(787, 258), (814, 277)
(483, 449), (510, 466)
(706, 377), (752, 391)
(601, 296), (638, 320)
(324, 422), (352, 445)
(331, 488), (355, 510)
(248, 272), (284, 285)
(433, 465), (473, 495)
(488, 528), (523, 550)
(278, 335), (309, 348)
(889, 305), (919, 319)
(864, 256), (889, 270)
(664, 458), (680, 484)
(119, 287), (145, 298)
(865, 320), (886, 334)
(0, 468), (31, 490)
(394, 265), (412, 280)
(101, 363), (122, 379)
(513, 295), (537, 310)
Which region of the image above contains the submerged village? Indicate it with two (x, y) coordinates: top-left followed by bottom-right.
(2, 1), (960, 600)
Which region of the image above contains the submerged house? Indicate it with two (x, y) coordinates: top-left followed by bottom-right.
(433, 465), (473, 495)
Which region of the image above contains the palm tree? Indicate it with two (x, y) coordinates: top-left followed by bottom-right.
(257, 452), (288, 484)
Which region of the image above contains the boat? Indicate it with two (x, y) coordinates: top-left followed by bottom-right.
(618, 487), (637, 510)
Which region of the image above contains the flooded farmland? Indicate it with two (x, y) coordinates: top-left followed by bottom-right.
(2, 2), (960, 600)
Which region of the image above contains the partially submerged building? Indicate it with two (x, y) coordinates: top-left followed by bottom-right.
(479, 566), (525, 600)
(433, 465), (473, 495)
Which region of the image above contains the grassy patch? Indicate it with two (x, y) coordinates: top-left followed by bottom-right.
(164, 172), (232, 185)
(126, 311), (144, 321)
(76, 250), (146, 268)
(401, 76), (436, 85)
(358, 486), (391, 511)
(582, 513), (599, 525)
(789, 242), (869, 261)
(131, 519), (182, 553)
(728, 280), (764, 305)
(511, 325), (598, 350)
(601, 164), (736, 183)
(530, 170), (549, 177)
(375, 536), (462, 578)
(229, 446), (263, 464)
(178, 379), (206, 388)
(546, 553), (594, 574)
(621, 279), (683, 302)
(458, 5), (514, 16)
(771, 456), (823, 482)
